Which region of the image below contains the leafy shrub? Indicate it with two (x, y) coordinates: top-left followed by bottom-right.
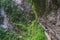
(14, 20), (47, 40)
(0, 29), (22, 40)
(0, 0), (47, 40)
(26, 20), (47, 40)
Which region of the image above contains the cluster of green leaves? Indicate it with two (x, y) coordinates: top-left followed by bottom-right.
(0, 20), (47, 40)
(13, 20), (47, 40)
(1, 0), (35, 24)
(0, 0), (47, 40)
(0, 28), (22, 40)
(27, 20), (46, 40)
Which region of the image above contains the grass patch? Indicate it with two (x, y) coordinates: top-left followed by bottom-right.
(13, 20), (47, 40)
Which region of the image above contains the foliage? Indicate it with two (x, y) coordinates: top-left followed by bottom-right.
(30, 0), (60, 17)
(14, 20), (47, 40)
(1, 0), (35, 24)
(26, 20), (46, 40)
(0, 0), (47, 40)
(0, 28), (22, 40)
(30, 0), (46, 17)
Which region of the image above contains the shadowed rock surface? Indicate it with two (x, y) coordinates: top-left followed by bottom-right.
(0, 8), (13, 31)
(39, 8), (60, 40)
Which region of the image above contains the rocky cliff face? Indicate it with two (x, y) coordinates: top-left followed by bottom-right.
(39, 7), (60, 40)
(38, 0), (60, 40)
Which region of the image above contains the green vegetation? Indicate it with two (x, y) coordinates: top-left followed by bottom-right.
(0, 20), (47, 40)
(0, 0), (47, 40)
(26, 20), (46, 40)
(0, 28), (21, 40)
(30, 0), (46, 17)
